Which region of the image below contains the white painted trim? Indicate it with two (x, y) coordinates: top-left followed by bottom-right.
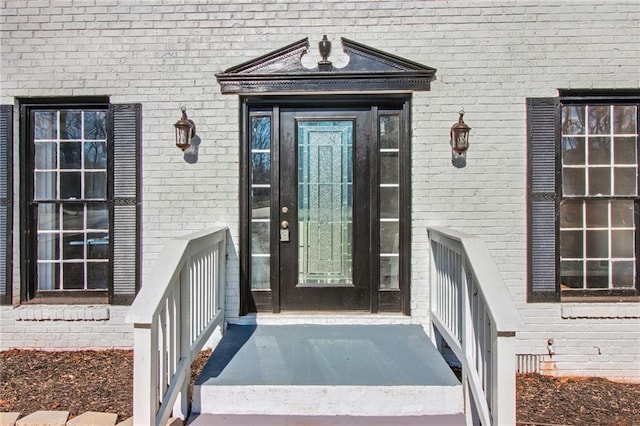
(230, 312), (419, 325)
(195, 385), (463, 416)
(561, 303), (640, 319)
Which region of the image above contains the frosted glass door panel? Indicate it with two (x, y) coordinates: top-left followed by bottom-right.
(297, 120), (353, 286)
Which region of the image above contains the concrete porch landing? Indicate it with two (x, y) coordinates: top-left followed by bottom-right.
(191, 324), (464, 421)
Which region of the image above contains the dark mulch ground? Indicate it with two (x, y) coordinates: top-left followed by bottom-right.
(0, 349), (210, 422)
(1, 350), (639, 425)
(516, 373), (640, 426)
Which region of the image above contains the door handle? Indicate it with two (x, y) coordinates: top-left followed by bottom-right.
(280, 221), (290, 242)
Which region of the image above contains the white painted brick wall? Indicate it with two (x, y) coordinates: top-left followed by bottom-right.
(1, 0), (639, 379)
(0, 305), (132, 350)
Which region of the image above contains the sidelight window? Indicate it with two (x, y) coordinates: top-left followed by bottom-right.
(249, 114), (272, 290)
(379, 114), (401, 290)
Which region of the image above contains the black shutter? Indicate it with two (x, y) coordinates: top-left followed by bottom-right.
(527, 97), (561, 302)
(0, 105), (12, 305)
(109, 104), (141, 305)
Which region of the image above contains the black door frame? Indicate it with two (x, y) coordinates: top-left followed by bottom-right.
(239, 95), (412, 315)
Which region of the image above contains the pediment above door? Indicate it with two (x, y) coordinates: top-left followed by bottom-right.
(216, 36), (437, 94)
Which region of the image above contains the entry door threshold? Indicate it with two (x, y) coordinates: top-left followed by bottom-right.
(228, 312), (418, 326)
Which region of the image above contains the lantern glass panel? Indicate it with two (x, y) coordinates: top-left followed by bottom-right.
(453, 130), (469, 151)
(176, 126), (191, 148)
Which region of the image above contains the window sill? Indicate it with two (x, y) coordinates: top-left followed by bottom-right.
(25, 291), (108, 305)
(561, 303), (640, 319)
(560, 288), (640, 305)
(14, 305), (110, 321)
(561, 295), (640, 303)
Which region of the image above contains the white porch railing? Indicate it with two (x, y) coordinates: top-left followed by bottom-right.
(428, 226), (524, 426)
(126, 227), (228, 426)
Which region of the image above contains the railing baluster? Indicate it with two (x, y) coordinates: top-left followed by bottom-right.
(475, 297), (481, 386)
(211, 247), (216, 316)
(168, 288), (176, 379)
(206, 250), (213, 326)
(440, 245), (445, 321)
(191, 256), (198, 341)
(444, 247), (449, 331)
(448, 248), (452, 334)
(218, 238), (226, 317)
(198, 253), (202, 330)
(202, 252), (207, 334)
(192, 256), (198, 343)
(485, 310), (493, 414)
(451, 249), (455, 335)
(479, 298), (486, 395)
(197, 253), (202, 341)
(456, 251), (461, 340)
(443, 246), (447, 327)
(159, 299), (167, 395)
(202, 252), (207, 328)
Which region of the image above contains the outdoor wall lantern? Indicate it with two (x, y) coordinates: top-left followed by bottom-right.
(450, 110), (471, 158)
(174, 106), (196, 151)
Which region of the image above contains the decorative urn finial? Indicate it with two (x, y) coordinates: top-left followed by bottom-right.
(318, 35), (333, 71)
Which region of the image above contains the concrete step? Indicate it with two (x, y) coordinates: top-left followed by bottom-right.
(192, 324), (463, 418)
(187, 413), (466, 425)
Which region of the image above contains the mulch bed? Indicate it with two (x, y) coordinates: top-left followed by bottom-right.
(0, 349), (210, 423)
(516, 373), (640, 426)
(1, 350), (639, 425)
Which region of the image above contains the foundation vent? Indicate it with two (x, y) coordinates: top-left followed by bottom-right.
(516, 354), (543, 374)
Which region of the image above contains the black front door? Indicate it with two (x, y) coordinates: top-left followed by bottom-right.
(243, 96), (409, 314)
(278, 108), (371, 310)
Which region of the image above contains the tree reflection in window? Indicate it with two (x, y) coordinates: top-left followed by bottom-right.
(560, 104), (638, 291)
(249, 115), (272, 290)
(32, 109), (110, 292)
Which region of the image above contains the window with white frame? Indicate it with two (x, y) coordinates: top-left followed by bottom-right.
(560, 104), (637, 291)
(527, 94), (639, 302)
(33, 109), (110, 291)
